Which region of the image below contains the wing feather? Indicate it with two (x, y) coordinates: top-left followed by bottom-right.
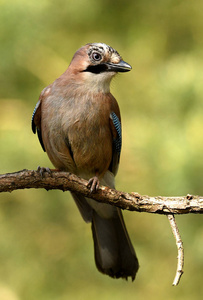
(109, 112), (122, 175)
(32, 86), (51, 152)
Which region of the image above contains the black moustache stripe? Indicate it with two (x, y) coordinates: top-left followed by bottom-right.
(83, 64), (109, 74)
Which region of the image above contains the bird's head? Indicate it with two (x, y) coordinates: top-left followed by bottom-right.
(67, 43), (132, 93)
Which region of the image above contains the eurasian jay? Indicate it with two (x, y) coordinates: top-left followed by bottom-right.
(32, 43), (139, 280)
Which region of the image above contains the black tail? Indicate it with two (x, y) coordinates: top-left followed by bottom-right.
(91, 208), (139, 281)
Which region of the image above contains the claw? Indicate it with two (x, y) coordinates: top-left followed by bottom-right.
(87, 176), (100, 193)
(37, 166), (51, 178)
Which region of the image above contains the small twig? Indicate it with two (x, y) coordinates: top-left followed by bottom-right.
(167, 214), (184, 286)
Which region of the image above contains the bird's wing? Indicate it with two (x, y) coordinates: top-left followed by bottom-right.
(109, 111), (122, 175)
(31, 86), (51, 152)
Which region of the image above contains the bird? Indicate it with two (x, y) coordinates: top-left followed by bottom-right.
(32, 42), (139, 281)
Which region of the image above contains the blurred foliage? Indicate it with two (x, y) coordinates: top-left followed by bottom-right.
(0, 0), (203, 299)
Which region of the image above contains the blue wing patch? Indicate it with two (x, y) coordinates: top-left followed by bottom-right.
(110, 112), (122, 154)
(31, 100), (46, 152)
(31, 101), (40, 134)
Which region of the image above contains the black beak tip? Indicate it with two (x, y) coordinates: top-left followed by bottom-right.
(119, 60), (132, 72)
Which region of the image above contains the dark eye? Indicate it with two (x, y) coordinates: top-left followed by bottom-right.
(92, 52), (102, 61)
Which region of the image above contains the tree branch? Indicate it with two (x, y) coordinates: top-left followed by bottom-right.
(0, 169), (202, 286)
(0, 169), (202, 215)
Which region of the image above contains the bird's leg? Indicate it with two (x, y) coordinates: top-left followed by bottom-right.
(87, 176), (100, 193)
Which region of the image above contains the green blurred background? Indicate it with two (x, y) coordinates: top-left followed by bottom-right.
(0, 0), (203, 299)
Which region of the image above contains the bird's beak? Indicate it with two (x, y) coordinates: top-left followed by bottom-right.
(105, 60), (132, 73)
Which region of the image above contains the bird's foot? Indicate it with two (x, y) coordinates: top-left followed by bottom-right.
(37, 166), (52, 178)
(87, 176), (100, 193)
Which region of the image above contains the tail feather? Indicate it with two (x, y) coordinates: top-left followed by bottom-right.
(92, 208), (139, 281)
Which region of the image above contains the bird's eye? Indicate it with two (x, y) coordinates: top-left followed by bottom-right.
(92, 52), (102, 61)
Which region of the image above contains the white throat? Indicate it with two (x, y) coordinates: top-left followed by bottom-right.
(82, 71), (115, 93)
